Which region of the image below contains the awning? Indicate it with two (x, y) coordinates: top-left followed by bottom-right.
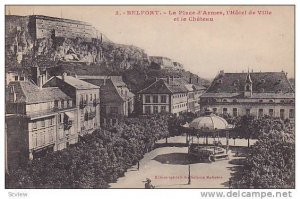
(65, 112), (75, 121)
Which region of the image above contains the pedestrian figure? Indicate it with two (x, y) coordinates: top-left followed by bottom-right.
(143, 178), (155, 189)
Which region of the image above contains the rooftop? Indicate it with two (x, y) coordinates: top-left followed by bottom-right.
(206, 71), (294, 94)
(6, 81), (71, 104)
(138, 78), (206, 94)
(54, 75), (100, 89)
(78, 76), (134, 102)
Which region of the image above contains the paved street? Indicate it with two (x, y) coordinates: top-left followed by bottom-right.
(109, 136), (254, 188)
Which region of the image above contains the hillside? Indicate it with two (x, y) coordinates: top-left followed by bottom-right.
(5, 15), (208, 92)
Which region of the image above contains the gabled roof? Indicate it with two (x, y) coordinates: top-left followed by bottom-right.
(6, 81), (71, 104)
(206, 72), (294, 93)
(78, 76), (134, 103)
(53, 75), (100, 89)
(138, 78), (189, 94)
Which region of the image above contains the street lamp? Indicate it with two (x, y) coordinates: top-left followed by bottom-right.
(187, 129), (194, 185)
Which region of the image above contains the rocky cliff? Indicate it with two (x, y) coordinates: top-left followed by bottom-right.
(5, 15), (207, 91)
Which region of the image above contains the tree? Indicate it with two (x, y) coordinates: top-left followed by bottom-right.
(233, 129), (295, 188)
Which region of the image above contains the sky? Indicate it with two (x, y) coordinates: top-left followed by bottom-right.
(6, 5), (294, 79)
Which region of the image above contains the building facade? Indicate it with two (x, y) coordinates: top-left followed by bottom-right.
(138, 77), (205, 116)
(43, 73), (101, 135)
(149, 56), (183, 71)
(28, 15), (101, 41)
(6, 81), (77, 169)
(200, 71), (295, 121)
(78, 76), (135, 126)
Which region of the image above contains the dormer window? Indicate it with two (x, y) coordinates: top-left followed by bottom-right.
(290, 100), (294, 103)
(246, 85), (251, 91)
(276, 79), (282, 84)
(217, 79), (222, 84)
(260, 79), (265, 83)
(269, 100), (274, 103)
(277, 89), (282, 93)
(233, 99), (238, 103)
(280, 100), (285, 103)
(222, 99), (228, 102)
(259, 99), (263, 103)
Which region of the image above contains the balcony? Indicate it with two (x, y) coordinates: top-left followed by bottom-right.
(79, 100), (87, 109)
(64, 120), (73, 131)
(84, 111), (96, 121)
(93, 98), (100, 107)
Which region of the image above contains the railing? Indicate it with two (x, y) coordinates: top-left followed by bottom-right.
(64, 120), (73, 130)
(79, 100), (87, 109)
(84, 111), (96, 121)
(93, 98), (100, 107)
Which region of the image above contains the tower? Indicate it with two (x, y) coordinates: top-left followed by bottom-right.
(244, 72), (253, 97)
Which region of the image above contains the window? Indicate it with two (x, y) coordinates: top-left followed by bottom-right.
(246, 85), (250, 91)
(145, 95), (150, 103)
(289, 109), (295, 118)
(145, 106), (151, 114)
(233, 99), (238, 103)
(90, 94), (93, 101)
(20, 76), (25, 81)
(269, 109), (274, 117)
(213, 108), (217, 113)
(94, 94), (96, 100)
(61, 100), (64, 108)
(259, 99), (263, 103)
(41, 120), (45, 128)
(222, 99), (228, 102)
(161, 95), (167, 103)
(49, 117), (53, 125)
(35, 133), (38, 147)
(223, 108), (228, 114)
(233, 108), (238, 117)
(33, 122), (37, 130)
(153, 95), (158, 103)
(246, 109), (251, 116)
(280, 109), (285, 120)
(153, 106), (158, 114)
(258, 109), (263, 118)
(161, 106), (166, 112)
(14, 76), (19, 81)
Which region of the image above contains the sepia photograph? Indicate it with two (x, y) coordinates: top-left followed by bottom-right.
(4, 5), (295, 191)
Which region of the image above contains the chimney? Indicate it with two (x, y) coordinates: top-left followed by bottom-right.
(220, 70), (224, 75)
(196, 77), (199, 84)
(62, 72), (67, 81)
(38, 75), (43, 89)
(31, 66), (40, 85)
(10, 86), (17, 102)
